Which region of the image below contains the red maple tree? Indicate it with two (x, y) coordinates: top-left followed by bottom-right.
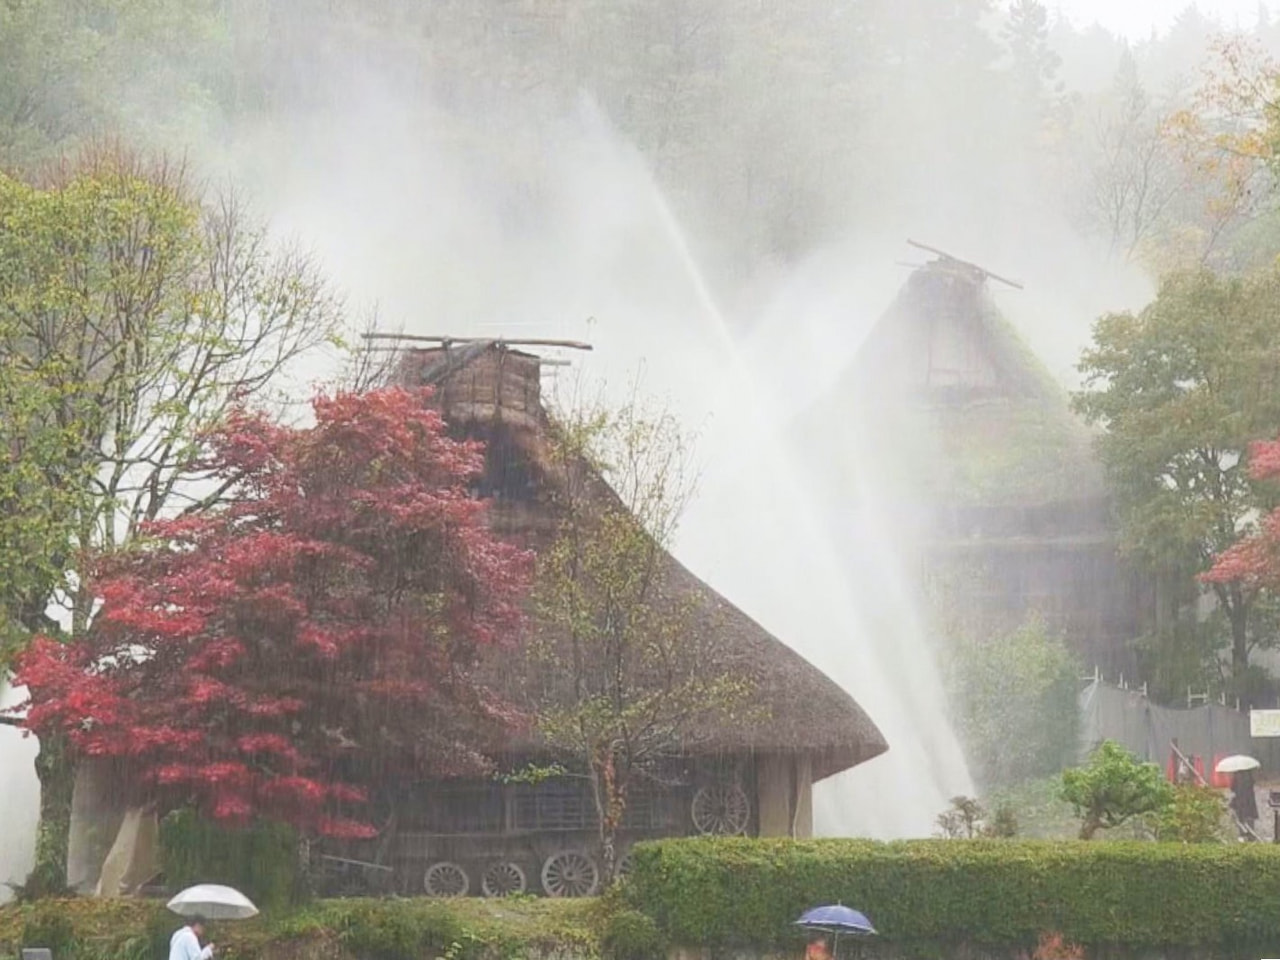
(1203, 436), (1280, 593)
(14, 388), (532, 837)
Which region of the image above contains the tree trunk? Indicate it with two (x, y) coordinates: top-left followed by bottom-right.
(1228, 596), (1249, 676)
(1078, 815), (1101, 841)
(23, 731), (74, 898)
(600, 824), (617, 885)
(592, 749), (626, 886)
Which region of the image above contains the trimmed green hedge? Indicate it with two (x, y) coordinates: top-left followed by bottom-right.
(0, 897), (601, 960)
(625, 837), (1280, 953)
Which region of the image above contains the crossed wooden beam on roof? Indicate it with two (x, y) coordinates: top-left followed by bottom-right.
(906, 239), (1024, 290)
(361, 332), (593, 350)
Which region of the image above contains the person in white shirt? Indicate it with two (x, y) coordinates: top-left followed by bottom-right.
(169, 916), (214, 960)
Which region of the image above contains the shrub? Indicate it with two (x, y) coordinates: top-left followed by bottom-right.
(600, 908), (666, 960)
(1060, 740), (1173, 839)
(935, 796), (986, 838)
(109, 907), (179, 960)
(335, 901), (476, 960)
(160, 809), (300, 911)
(935, 797), (1018, 839)
(20, 908), (78, 960)
(1152, 784), (1229, 843)
(625, 837), (1280, 952)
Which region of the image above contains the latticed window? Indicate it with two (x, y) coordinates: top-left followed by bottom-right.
(512, 779), (595, 831)
(621, 786), (672, 830)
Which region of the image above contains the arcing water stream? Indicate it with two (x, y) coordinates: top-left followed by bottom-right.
(0, 679), (39, 898)
(591, 131), (976, 836)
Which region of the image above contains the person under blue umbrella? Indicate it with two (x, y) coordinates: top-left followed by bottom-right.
(795, 905), (876, 958)
(805, 931), (834, 960)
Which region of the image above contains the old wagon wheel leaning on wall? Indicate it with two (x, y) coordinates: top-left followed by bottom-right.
(424, 861), (470, 897)
(615, 849), (634, 878)
(540, 849), (600, 898)
(691, 782), (751, 836)
(480, 860), (527, 897)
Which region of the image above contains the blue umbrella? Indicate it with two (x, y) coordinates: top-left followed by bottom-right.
(795, 904), (877, 936)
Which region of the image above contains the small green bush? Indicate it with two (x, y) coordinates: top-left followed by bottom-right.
(600, 908), (666, 960)
(20, 908), (77, 960)
(107, 907), (178, 960)
(338, 903), (426, 960)
(335, 901), (476, 960)
(1152, 784), (1229, 843)
(1060, 741), (1173, 839)
(625, 837), (1280, 953)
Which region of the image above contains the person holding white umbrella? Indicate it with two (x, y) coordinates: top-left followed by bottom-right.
(166, 883), (259, 960)
(168, 916), (214, 960)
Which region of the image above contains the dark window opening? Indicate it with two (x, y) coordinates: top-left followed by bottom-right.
(451, 424), (537, 503)
(411, 783), (504, 834)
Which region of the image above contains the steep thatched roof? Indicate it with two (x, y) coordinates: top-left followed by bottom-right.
(796, 258), (1104, 510)
(397, 343), (887, 783)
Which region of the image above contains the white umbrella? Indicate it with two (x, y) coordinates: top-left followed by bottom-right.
(167, 884), (260, 920)
(1215, 755), (1261, 774)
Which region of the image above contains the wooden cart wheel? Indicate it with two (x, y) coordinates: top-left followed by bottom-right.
(481, 861), (527, 897)
(615, 851), (634, 879)
(691, 782), (750, 835)
(540, 850), (599, 898)
(424, 860), (469, 897)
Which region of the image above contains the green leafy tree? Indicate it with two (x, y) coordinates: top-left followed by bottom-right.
(530, 392), (753, 883)
(0, 146), (345, 896)
(1060, 740), (1174, 840)
(1074, 268), (1280, 679)
(1133, 617), (1224, 706)
(946, 616), (1080, 789)
(0, 0), (228, 168)
(0, 358), (92, 652)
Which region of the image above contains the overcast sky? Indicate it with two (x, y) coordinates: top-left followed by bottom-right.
(1053, 0), (1271, 38)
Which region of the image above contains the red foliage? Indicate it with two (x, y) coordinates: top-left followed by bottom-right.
(14, 388), (532, 837)
(1031, 933), (1084, 960)
(1203, 437), (1280, 592)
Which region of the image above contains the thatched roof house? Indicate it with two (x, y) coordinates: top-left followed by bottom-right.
(396, 341), (887, 828)
(791, 253), (1144, 674)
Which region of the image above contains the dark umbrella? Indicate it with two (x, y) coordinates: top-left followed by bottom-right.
(795, 905), (877, 936)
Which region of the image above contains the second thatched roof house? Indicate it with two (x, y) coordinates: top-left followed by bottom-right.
(792, 250), (1145, 674)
